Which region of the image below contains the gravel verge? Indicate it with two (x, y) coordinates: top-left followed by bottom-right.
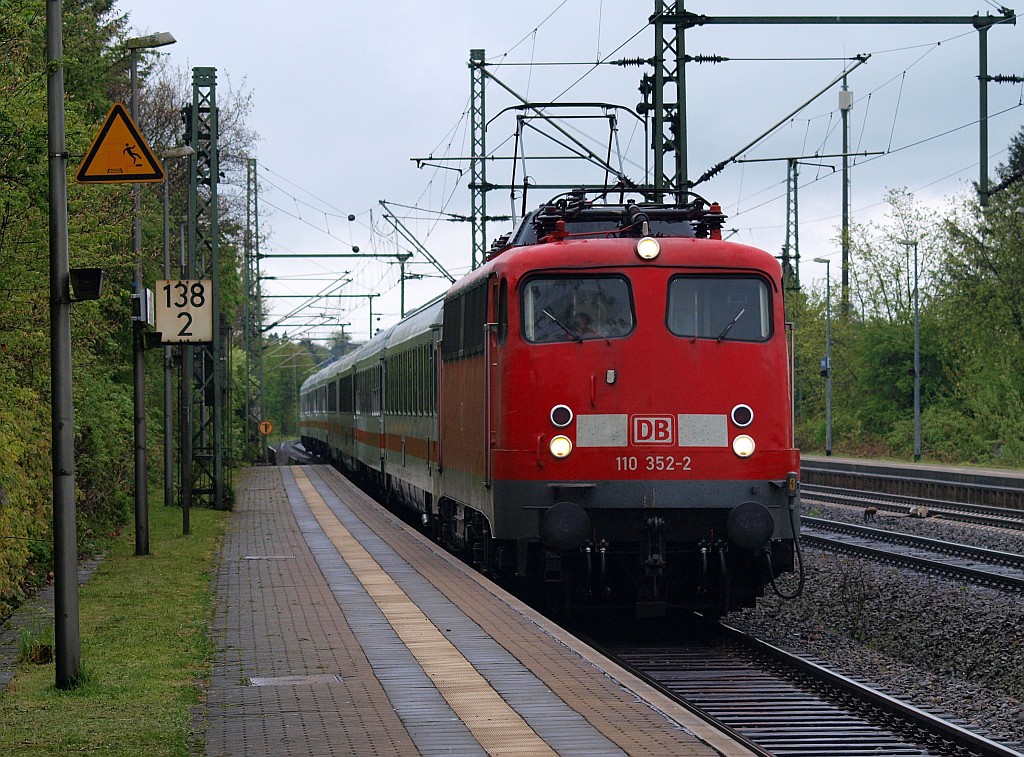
(727, 502), (1024, 751)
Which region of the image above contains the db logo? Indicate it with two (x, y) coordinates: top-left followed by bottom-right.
(631, 415), (675, 445)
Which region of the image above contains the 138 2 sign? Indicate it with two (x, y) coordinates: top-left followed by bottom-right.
(155, 279), (213, 343)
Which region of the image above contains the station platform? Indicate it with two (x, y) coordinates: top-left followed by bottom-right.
(200, 464), (754, 756)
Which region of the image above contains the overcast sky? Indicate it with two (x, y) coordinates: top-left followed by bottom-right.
(117, 1), (1024, 344)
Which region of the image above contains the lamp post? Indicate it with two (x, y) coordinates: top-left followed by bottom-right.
(160, 146), (193, 512)
(127, 31), (175, 555)
(396, 252), (412, 317)
(896, 238), (921, 462)
(813, 257), (833, 456)
(46, 0), (81, 689)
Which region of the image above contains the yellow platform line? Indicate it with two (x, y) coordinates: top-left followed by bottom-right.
(293, 468), (557, 757)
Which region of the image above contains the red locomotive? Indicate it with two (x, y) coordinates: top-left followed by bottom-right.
(301, 191), (802, 616)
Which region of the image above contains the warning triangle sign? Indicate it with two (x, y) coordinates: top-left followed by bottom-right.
(76, 102), (166, 184)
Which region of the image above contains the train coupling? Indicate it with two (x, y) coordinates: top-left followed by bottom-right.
(641, 516), (666, 577)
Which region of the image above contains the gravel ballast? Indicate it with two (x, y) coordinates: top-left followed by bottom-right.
(727, 502), (1024, 750)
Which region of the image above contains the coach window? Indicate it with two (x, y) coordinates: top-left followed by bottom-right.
(442, 279), (489, 360)
(339, 375), (353, 413)
(372, 364), (382, 415)
(667, 275), (771, 341)
(415, 345), (425, 415)
(522, 275), (634, 343)
(355, 369), (368, 415)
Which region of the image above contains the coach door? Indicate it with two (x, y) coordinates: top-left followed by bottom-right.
(439, 276), (493, 505)
(378, 356), (386, 471)
(486, 276), (507, 487)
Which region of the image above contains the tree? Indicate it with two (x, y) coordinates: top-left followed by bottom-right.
(932, 185), (1024, 463)
(0, 0), (137, 616)
(995, 123), (1024, 183)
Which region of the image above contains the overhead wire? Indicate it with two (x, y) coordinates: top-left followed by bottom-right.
(259, 6), (1021, 340)
(722, 16), (1019, 241)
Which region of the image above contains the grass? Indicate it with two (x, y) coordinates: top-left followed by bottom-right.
(0, 498), (228, 756)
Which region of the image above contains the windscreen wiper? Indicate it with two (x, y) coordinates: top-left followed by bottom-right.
(542, 309), (584, 343)
(717, 308), (746, 341)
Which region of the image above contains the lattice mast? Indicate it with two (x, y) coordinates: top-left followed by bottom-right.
(469, 49), (487, 269)
(651, 1), (689, 196)
(185, 66), (224, 508)
(243, 157), (265, 461)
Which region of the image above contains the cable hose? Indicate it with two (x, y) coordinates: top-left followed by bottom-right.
(718, 546), (730, 614)
(768, 498), (805, 600)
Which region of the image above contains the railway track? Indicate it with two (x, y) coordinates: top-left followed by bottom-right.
(604, 622), (1022, 757)
(802, 483), (1024, 531)
(801, 462), (1024, 511)
(801, 517), (1024, 591)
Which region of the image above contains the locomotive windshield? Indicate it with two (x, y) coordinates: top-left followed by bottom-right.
(522, 275), (634, 343)
(667, 275), (771, 341)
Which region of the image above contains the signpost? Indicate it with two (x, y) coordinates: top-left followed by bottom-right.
(75, 103), (164, 184)
(77, 100), (167, 558)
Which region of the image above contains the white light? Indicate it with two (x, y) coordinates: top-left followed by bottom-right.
(636, 237), (661, 260)
(549, 435), (573, 458)
(732, 435), (756, 458)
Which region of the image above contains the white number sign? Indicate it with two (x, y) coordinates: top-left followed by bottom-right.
(155, 279), (213, 343)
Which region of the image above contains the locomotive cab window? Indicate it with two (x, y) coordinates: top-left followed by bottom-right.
(522, 275), (634, 343)
(667, 275), (771, 342)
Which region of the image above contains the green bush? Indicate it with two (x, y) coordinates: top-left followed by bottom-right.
(0, 375), (51, 617)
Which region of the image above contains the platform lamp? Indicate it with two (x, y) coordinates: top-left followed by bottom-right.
(895, 238), (921, 462)
(127, 31), (176, 556)
(812, 258), (833, 456)
(69, 268), (105, 301)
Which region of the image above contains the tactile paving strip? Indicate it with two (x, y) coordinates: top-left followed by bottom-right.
(288, 466), (627, 756)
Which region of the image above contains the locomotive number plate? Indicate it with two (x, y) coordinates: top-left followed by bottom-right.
(615, 455), (692, 472)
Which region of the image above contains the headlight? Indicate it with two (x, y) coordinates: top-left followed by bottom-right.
(549, 435), (573, 458)
(636, 236), (660, 260)
(732, 434), (755, 458)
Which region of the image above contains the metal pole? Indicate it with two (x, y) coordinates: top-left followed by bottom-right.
(47, 0), (81, 689)
(840, 77), (851, 313)
(179, 223), (191, 530)
(180, 344), (192, 534)
(398, 254), (411, 317)
(913, 241), (921, 461)
(979, 26), (989, 206)
(130, 48), (149, 556)
(814, 257), (832, 456)
(824, 265), (832, 456)
(158, 147), (192, 504)
(163, 173), (173, 509)
(898, 238), (923, 462)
